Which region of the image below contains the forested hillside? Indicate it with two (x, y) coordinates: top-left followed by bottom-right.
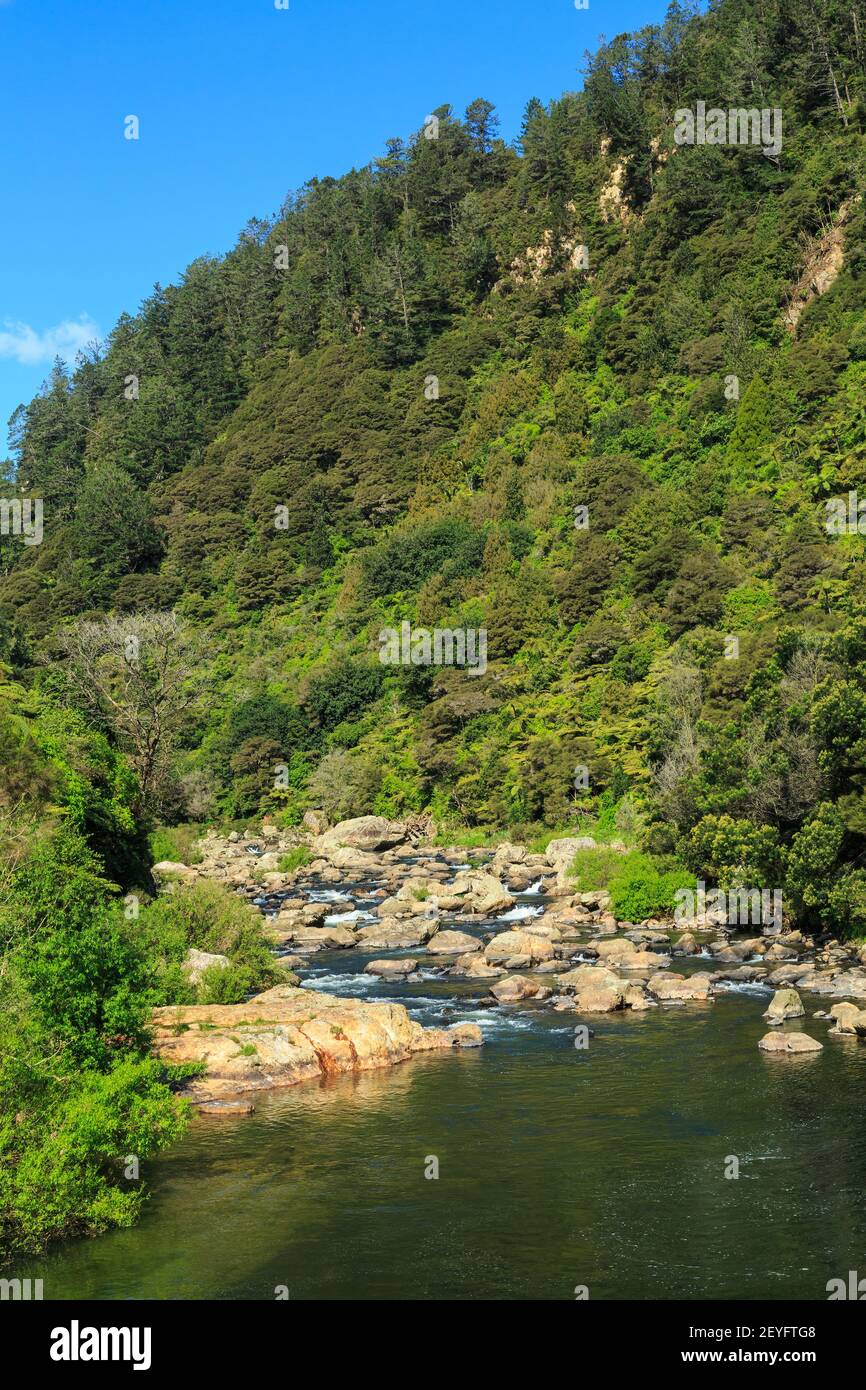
(2, 0), (866, 1256)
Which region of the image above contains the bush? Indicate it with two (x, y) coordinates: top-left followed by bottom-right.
(138, 881), (279, 1004)
(307, 750), (382, 821)
(197, 961), (258, 1005)
(148, 824), (204, 867)
(570, 847), (692, 921)
(683, 815), (783, 887)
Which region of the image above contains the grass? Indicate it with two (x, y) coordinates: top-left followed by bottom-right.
(278, 846), (313, 874)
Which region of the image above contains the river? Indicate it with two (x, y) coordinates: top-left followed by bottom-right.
(21, 871), (866, 1301)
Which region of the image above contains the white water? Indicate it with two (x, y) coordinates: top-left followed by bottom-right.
(499, 904), (544, 922)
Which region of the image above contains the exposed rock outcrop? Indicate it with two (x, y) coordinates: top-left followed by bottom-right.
(152, 984), (482, 1105)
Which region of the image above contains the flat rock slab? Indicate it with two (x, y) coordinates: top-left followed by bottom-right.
(152, 983), (482, 1102)
(758, 1031), (823, 1054)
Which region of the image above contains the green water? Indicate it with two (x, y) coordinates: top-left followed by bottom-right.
(22, 986), (866, 1301)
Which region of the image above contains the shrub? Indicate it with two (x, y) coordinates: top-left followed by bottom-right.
(570, 846), (692, 921)
(683, 815), (783, 887)
(138, 881), (279, 1003)
(307, 750), (382, 821)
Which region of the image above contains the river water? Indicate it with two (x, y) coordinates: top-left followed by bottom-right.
(22, 868), (866, 1301)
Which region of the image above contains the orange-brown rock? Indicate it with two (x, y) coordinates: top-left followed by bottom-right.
(152, 984), (481, 1106)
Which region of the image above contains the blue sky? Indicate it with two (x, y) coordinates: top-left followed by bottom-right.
(0, 0), (676, 455)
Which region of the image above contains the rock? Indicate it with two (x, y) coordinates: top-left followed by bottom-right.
(449, 952), (501, 979)
(280, 925), (358, 952)
(326, 847), (383, 873)
(555, 964), (629, 1013)
(763, 943), (798, 963)
(712, 964), (766, 983)
(302, 810), (329, 835)
(376, 895), (411, 917)
(649, 972), (713, 1003)
(195, 1100), (256, 1116)
(484, 929), (556, 966)
(491, 842), (527, 866)
(151, 983), (481, 1102)
(763, 988), (805, 1024)
(766, 964), (809, 986)
(365, 959), (419, 977)
(356, 920), (439, 950)
(314, 815), (409, 854)
(490, 975), (548, 1002)
(183, 948), (230, 985)
(758, 1031), (823, 1054)
(411, 1021), (484, 1051)
(426, 930), (482, 955)
(828, 1001), (866, 1035)
(152, 860), (197, 883)
(673, 932), (700, 955)
(578, 890), (612, 909)
(450, 870), (514, 916)
(545, 837), (597, 867)
(448, 1023), (484, 1047)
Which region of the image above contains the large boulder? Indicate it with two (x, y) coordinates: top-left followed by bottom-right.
(364, 959), (419, 978)
(183, 948), (230, 985)
(426, 930), (482, 956)
(152, 860), (198, 884)
(649, 972), (713, 1003)
(555, 964), (630, 1013)
(281, 925), (358, 952)
(356, 920), (438, 950)
(450, 870), (514, 916)
(315, 816), (408, 854)
(763, 988), (805, 1024)
(545, 837), (598, 867)
(490, 975), (549, 1003)
(828, 1001), (866, 1035)
(449, 952), (501, 979)
(484, 929), (556, 967)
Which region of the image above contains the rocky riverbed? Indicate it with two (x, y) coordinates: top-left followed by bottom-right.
(152, 815), (866, 1109)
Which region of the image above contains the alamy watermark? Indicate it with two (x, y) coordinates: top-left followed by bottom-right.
(675, 880), (783, 930)
(0, 497), (43, 546)
(379, 621), (487, 675)
(826, 492), (866, 535)
(674, 102), (782, 159)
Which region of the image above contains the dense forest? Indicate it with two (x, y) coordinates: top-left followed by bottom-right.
(2, 0), (866, 1258)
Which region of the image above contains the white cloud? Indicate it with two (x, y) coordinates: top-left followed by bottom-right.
(0, 316), (102, 366)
